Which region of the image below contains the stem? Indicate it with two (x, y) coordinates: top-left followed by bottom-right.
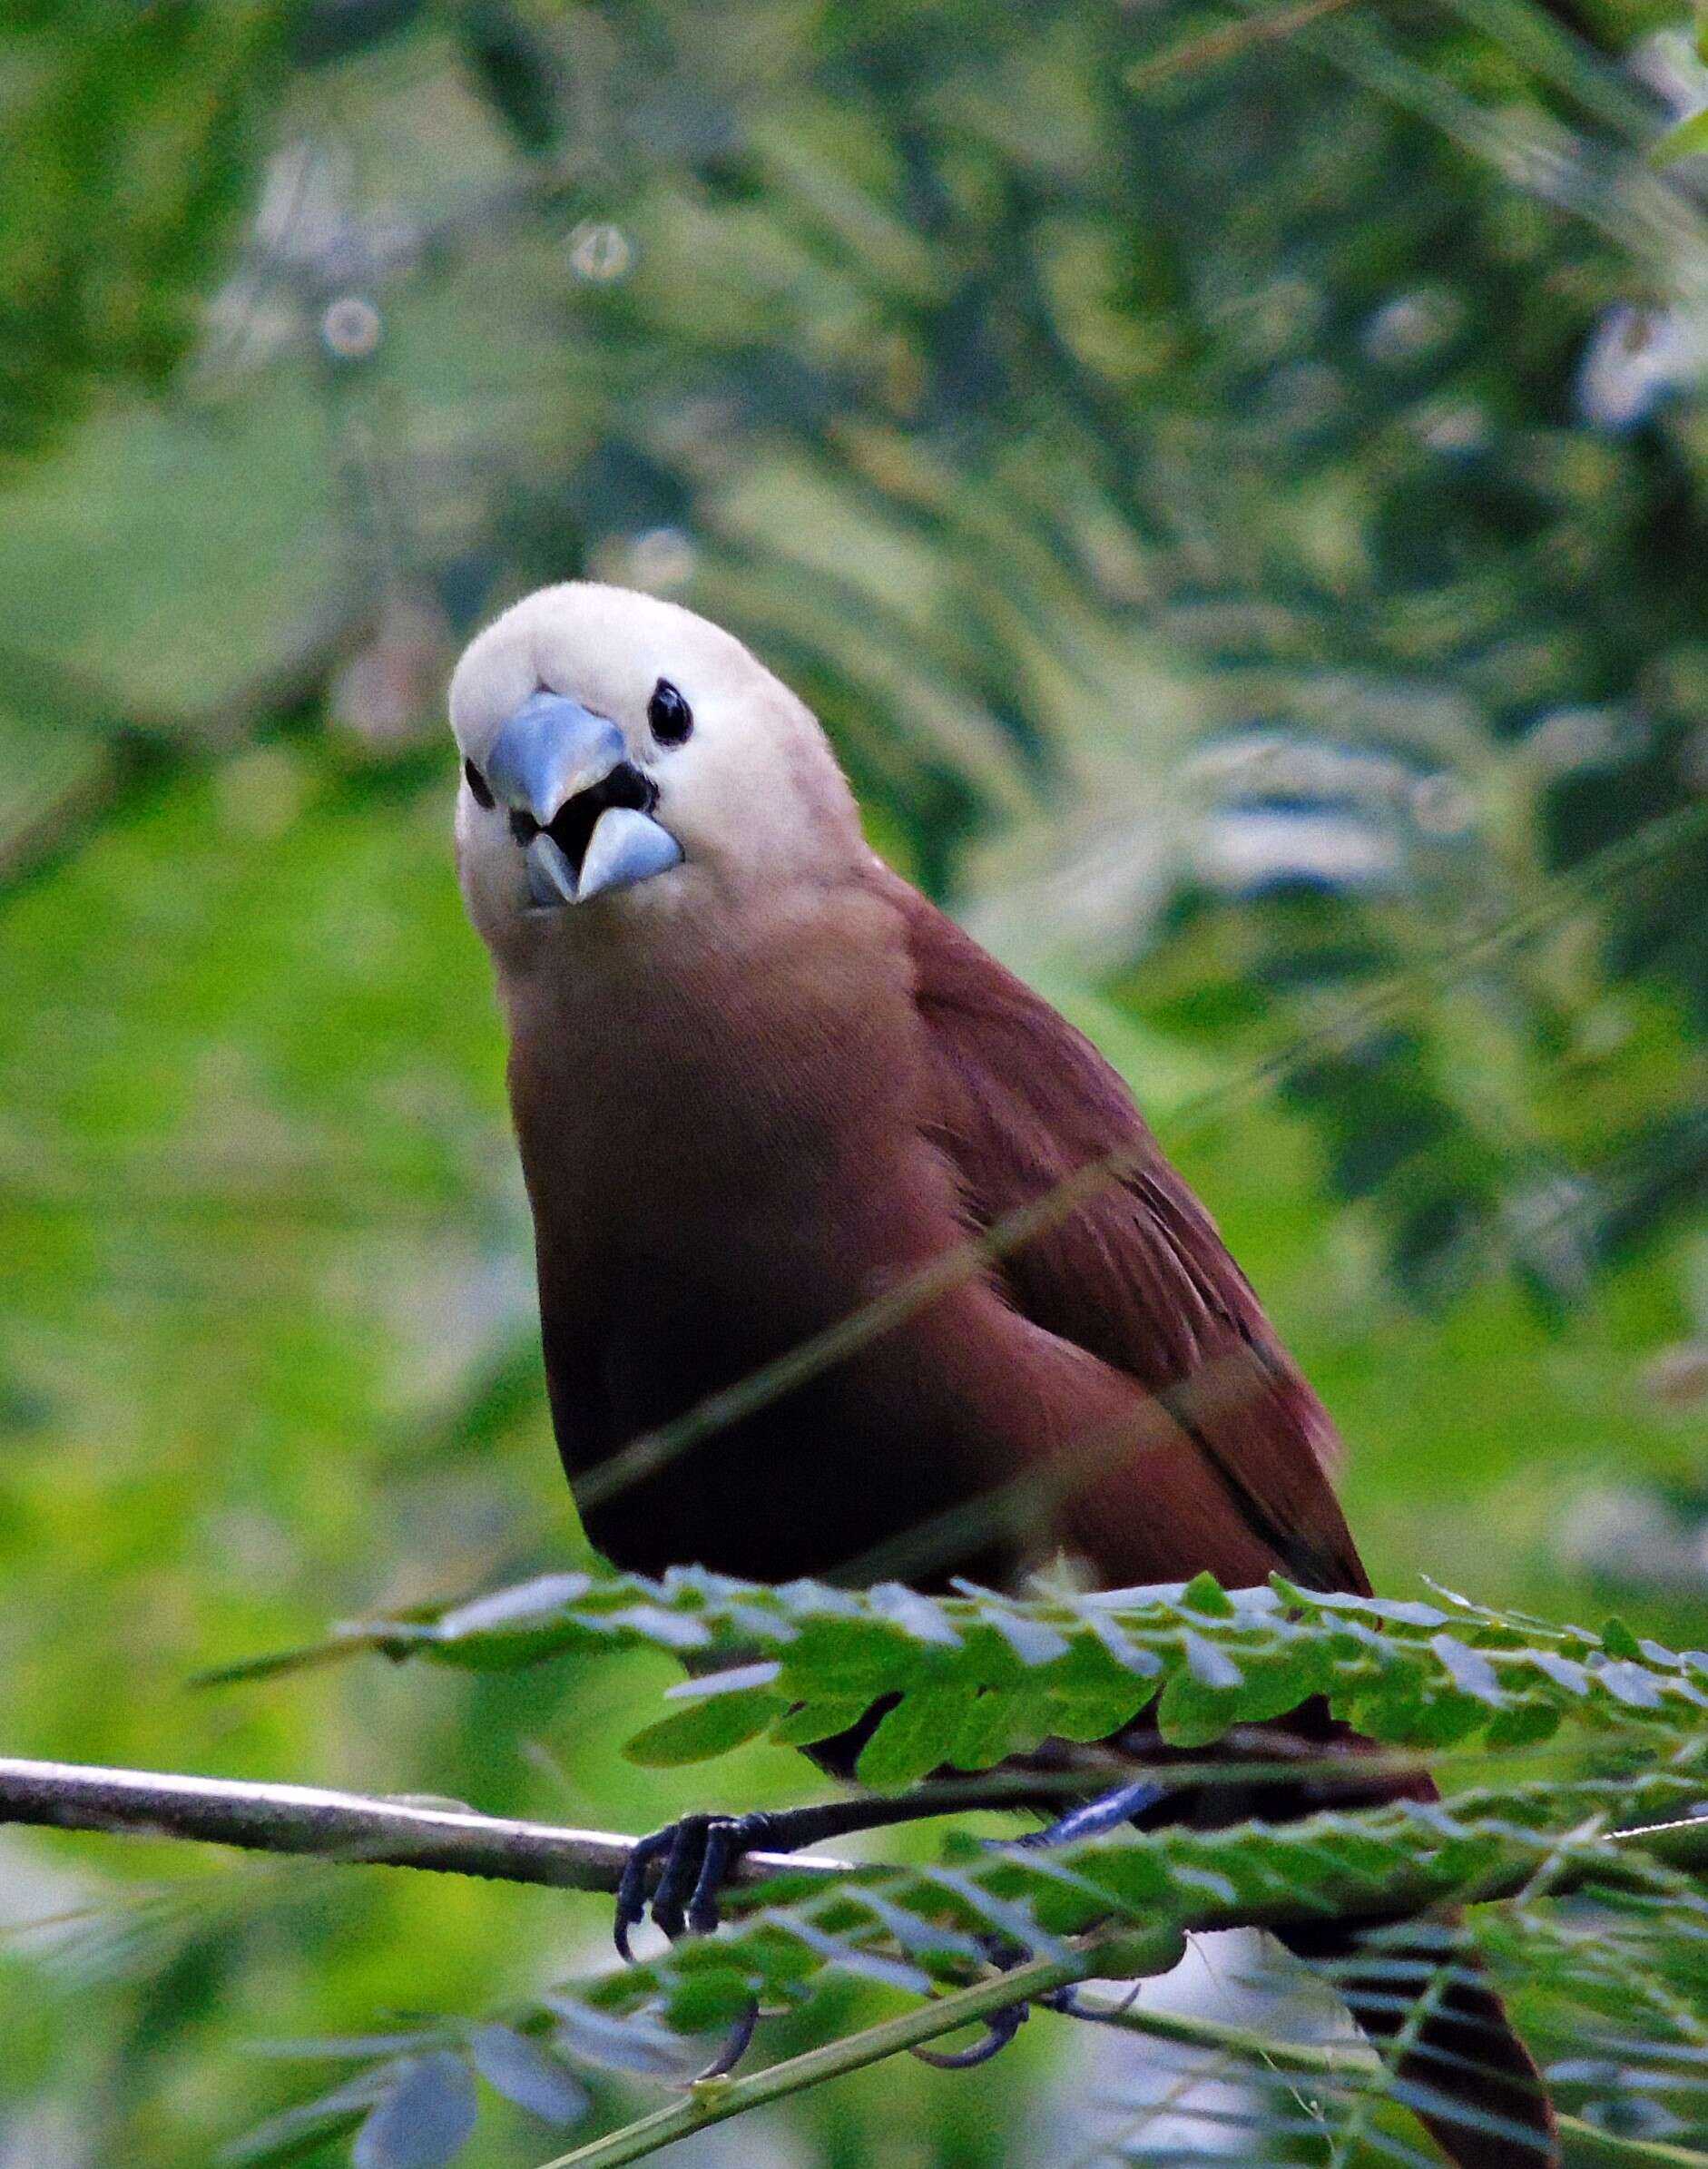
(5, 1752), (1707, 1909)
(1553, 2123), (1708, 2167)
(535, 1948), (1095, 2169)
(7, 1755), (1708, 2168)
(0, 1756), (849, 1895)
(1085, 2003), (1708, 2167)
(1127, 0), (1362, 92)
(537, 1949), (1708, 2169)
(535, 1801), (1708, 2169)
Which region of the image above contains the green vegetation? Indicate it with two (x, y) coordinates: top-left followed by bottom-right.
(4, 1), (1708, 2164)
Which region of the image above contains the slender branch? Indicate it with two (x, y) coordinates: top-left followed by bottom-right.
(0, 1756), (849, 1895)
(8, 1756), (1708, 2168)
(1127, 0), (1363, 92)
(535, 1886), (1708, 2169)
(1082, 1999), (1708, 2167)
(534, 1809), (1708, 2167)
(6, 1755), (1708, 1905)
(537, 1947), (1098, 2169)
(1551, 2123), (1708, 2167)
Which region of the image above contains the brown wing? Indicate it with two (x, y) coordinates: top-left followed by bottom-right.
(888, 885), (1561, 2169)
(895, 879), (1369, 1597)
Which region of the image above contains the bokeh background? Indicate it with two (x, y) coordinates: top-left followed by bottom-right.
(4, 1), (1708, 2163)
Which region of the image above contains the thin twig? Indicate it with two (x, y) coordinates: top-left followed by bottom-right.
(1081, 2000), (1708, 2168)
(536, 1845), (1708, 2169)
(535, 1948), (1099, 2169)
(8, 1755), (1708, 2167)
(9, 1754), (1707, 1904)
(1127, 0), (1362, 92)
(0, 1755), (848, 1895)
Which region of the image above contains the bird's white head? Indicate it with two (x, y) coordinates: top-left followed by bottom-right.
(448, 583), (866, 965)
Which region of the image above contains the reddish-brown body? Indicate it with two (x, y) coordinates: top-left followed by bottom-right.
(509, 866), (1355, 1602)
(456, 582), (1555, 2169)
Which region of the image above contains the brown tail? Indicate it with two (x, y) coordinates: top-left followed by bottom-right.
(1281, 1913), (1558, 2169)
(1118, 1717), (1559, 2169)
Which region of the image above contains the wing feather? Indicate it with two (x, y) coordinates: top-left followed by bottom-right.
(896, 882), (1369, 1596)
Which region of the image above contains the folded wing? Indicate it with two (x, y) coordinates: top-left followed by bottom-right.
(896, 880), (1368, 1598)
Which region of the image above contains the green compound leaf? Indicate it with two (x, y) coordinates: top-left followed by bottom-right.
(770, 1697), (874, 1747)
(548, 1770), (1708, 2043)
(623, 1687), (787, 1768)
(857, 1686), (984, 1788)
(1650, 106), (1708, 164)
(247, 1565), (1708, 1772)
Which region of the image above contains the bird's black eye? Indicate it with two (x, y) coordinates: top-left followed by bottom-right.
(647, 678), (693, 747)
(464, 760), (496, 810)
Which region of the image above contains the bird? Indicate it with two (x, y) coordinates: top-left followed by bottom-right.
(448, 580), (1556, 2169)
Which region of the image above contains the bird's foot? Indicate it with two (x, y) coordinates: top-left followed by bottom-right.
(1013, 1775), (1166, 1850)
(614, 1788), (1017, 1962)
(609, 1783), (1151, 2081)
(918, 1777), (1171, 2062)
(614, 1810), (786, 1960)
(614, 1810), (793, 2086)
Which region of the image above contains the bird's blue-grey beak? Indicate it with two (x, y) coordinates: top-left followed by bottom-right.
(481, 691), (682, 908)
(486, 692), (624, 827)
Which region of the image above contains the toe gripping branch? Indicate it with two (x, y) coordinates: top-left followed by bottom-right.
(915, 1776), (1166, 2068)
(614, 1812), (766, 1960)
(614, 1801), (910, 2085)
(612, 1778), (1168, 2082)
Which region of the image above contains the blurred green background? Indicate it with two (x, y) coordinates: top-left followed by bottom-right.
(4, 0), (1708, 2163)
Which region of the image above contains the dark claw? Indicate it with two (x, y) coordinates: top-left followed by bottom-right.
(688, 1818), (737, 1937)
(692, 1996), (761, 2082)
(913, 1997), (1029, 2068)
(614, 1816), (773, 2079)
(649, 1812), (712, 1941)
(911, 1929), (1043, 2070)
(1042, 1979), (1144, 2024)
(614, 1826), (676, 1962)
(614, 1811), (776, 1960)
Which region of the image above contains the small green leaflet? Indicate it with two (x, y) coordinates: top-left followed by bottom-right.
(227, 1565), (1708, 1773)
(1650, 106), (1708, 164)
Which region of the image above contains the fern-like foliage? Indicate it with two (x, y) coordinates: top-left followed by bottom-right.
(226, 1565), (1708, 1781)
(551, 1772), (1708, 2033)
(224, 1570), (1708, 2169)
